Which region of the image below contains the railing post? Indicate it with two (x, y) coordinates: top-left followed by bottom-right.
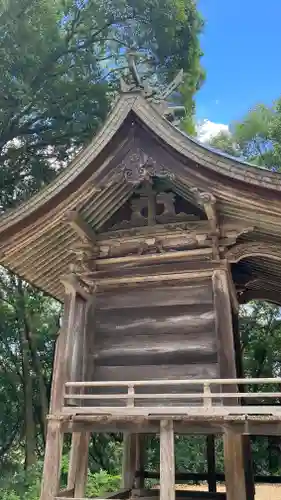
(127, 384), (135, 408)
(203, 382), (212, 409)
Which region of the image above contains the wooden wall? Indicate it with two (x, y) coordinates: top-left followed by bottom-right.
(88, 278), (219, 404)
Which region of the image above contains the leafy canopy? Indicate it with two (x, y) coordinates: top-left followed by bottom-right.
(0, 0), (204, 209)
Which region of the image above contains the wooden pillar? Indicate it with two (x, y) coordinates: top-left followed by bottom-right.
(40, 420), (63, 500)
(68, 431), (90, 497)
(122, 433), (137, 489)
(49, 290), (73, 414)
(206, 435), (216, 493)
(135, 434), (145, 489)
(50, 279), (88, 413)
(243, 436), (255, 500)
(212, 269), (237, 381)
(160, 420), (175, 500)
(223, 429), (247, 500)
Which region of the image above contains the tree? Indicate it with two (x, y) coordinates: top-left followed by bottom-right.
(0, 0), (204, 209)
(0, 271), (60, 469)
(208, 104), (276, 169)
(208, 131), (240, 157)
(240, 302), (281, 474)
(0, 0), (205, 476)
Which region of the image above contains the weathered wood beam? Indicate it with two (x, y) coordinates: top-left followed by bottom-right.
(67, 433), (82, 491)
(58, 413), (281, 436)
(74, 432), (90, 497)
(160, 419), (175, 500)
(206, 435), (216, 493)
(243, 436), (255, 500)
(212, 270), (237, 385)
(138, 470), (281, 484)
(66, 210), (96, 243)
(223, 430), (247, 500)
(50, 289), (74, 414)
(60, 273), (90, 300)
(40, 420), (64, 500)
(135, 434), (145, 489)
(225, 262), (239, 312)
(122, 433), (138, 489)
(192, 189), (220, 260)
(95, 270), (214, 287)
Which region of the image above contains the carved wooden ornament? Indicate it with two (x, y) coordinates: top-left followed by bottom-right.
(114, 148), (175, 185)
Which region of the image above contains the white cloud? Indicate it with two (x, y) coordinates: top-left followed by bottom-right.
(196, 119), (229, 143)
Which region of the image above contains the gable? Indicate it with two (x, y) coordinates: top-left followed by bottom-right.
(102, 178), (207, 232)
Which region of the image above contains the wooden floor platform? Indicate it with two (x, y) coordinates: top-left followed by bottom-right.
(56, 412), (281, 437)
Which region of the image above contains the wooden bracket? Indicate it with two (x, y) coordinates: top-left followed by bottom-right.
(66, 210), (96, 243)
(192, 189), (220, 259)
(60, 273), (91, 300)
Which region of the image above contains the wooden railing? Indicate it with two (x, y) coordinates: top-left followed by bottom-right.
(62, 378), (281, 417)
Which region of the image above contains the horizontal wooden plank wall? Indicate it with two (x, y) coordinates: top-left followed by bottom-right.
(88, 279), (219, 406)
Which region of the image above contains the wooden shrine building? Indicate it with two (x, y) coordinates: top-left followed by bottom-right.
(1, 73), (281, 500)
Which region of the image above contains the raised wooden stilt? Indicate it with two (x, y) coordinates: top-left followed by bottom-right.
(223, 429), (247, 500)
(40, 420), (63, 500)
(122, 432), (137, 489)
(206, 435), (216, 493)
(67, 431), (90, 497)
(243, 436), (255, 500)
(160, 420), (175, 500)
(135, 434), (145, 489)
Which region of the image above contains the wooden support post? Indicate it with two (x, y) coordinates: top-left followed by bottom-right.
(135, 434), (145, 489)
(160, 420), (175, 500)
(50, 291), (74, 414)
(40, 420), (63, 500)
(67, 433), (81, 491)
(122, 433), (137, 489)
(223, 429), (247, 500)
(243, 436), (255, 500)
(206, 435), (216, 493)
(212, 269), (238, 403)
(212, 269), (237, 379)
(67, 431), (90, 497)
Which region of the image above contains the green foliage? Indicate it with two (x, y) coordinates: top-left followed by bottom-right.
(0, 0), (204, 208)
(232, 104), (275, 166)
(268, 97), (281, 166)
(0, 461), (121, 500)
(208, 102), (277, 168)
(86, 470), (121, 497)
(240, 302), (281, 474)
(0, 0), (204, 478)
(209, 131), (240, 157)
(240, 302), (281, 379)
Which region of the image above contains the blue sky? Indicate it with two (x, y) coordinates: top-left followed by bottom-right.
(196, 0), (281, 126)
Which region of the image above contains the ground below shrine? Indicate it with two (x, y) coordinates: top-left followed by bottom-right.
(179, 483), (281, 499)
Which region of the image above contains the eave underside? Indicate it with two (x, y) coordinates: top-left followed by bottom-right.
(0, 108), (281, 302)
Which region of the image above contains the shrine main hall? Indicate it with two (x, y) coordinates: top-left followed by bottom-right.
(1, 81), (281, 500)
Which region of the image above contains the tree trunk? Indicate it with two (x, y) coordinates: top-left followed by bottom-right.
(21, 337), (36, 468)
(16, 279), (37, 468)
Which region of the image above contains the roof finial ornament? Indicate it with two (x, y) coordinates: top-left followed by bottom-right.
(120, 49), (185, 120)
(120, 49), (155, 97)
